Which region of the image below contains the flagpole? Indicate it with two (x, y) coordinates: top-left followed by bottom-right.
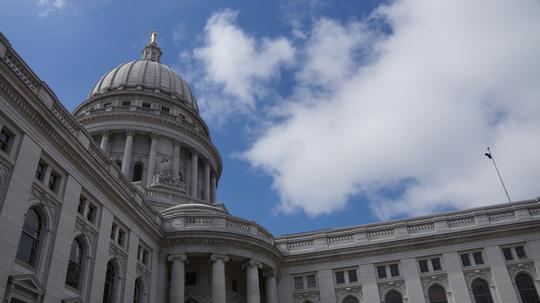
(485, 147), (511, 203)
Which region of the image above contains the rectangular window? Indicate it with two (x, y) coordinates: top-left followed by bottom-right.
(503, 247), (514, 261)
(142, 250), (149, 265)
(377, 265), (387, 279)
(461, 253), (471, 267)
(35, 161), (46, 181)
(122, 101), (131, 106)
(161, 106), (170, 113)
(0, 128), (12, 153)
(473, 252), (484, 265)
(515, 246), (527, 259)
(87, 203), (96, 223)
(431, 258), (442, 271)
(137, 245), (142, 260)
(110, 223), (117, 240)
(117, 229), (126, 246)
(48, 171), (59, 192)
(306, 275), (316, 288)
(186, 272), (196, 286)
(103, 102), (112, 107)
(142, 102), (151, 108)
(294, 276), (304, 290)
(335, 271), (345, 284)
(348, 269), (358, 283)
(389, 264), (400, 277)
(77, 198), (86, 215)
(419, 259), (429, 273)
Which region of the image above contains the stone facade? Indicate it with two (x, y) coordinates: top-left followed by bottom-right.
(0, 31), (539, 303)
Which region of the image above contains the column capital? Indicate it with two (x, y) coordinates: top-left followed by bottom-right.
(210, 254), (229, 263)
(126, 129), (136, 136)
(243, 259), (262, 269)
(167, 253), (188, 263)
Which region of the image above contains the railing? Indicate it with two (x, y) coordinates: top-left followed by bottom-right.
(276, 200), (540, 254)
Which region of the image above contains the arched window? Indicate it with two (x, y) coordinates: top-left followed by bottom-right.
(65, 238), (84, 290)
(103, 261), (116, 303)
(428, 285), (448, 303)
(342, 295), (359, 303)
(472, 279), (494, 303)
(385, 290), (403, 303)
(132, 162), (143, 182)
(133, 277), (143, 303)
(16, 208), (42, 267)
(516, 273), (540, 303)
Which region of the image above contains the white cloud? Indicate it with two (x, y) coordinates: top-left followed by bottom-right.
(37, 0), (67, 16)
(191, 9), (295, 124)
(243, 0), (540, 219)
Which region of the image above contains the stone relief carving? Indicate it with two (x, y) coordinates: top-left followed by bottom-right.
(463, 267), (492, 286)
(152, 158), (185, 190)
(73, 217), (98, 249)
(506, 261), (537, 279)
(336, 286), (362, 302)
(294, 291), (320, 303)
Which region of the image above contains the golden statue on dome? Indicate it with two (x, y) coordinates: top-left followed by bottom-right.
(150, 30), (157, 43)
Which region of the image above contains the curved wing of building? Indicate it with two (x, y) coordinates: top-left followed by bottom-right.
(0, 31), (539, 303)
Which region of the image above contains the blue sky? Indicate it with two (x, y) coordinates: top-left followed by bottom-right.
(2, 0), (540, 236)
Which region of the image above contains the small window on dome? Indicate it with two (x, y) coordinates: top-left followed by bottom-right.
(121, 101), (131, 106)
(142, 102), (151, 108)
(161, 106), (170, 114)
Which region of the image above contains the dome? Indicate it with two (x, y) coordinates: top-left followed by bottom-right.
(89, 34), (198, 112)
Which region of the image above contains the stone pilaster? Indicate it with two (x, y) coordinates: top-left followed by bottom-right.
(210, 172), (217, 203)
(443, 252), (472, 303)
(204, 163), (210, 202)
(359, 264), (381, 303)
(121, 129), (135, 176)
(173, 141), (181, 178)
(146, 133), (158, 187)
(100, 130), (110, 154)
(485, 246), (520, 303)
(402, 258), (426, 303)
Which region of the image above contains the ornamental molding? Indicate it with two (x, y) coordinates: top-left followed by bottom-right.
(293, 290), (320, 303)
(335, 285), (362, 302)
(506, 261), (537, 280)
(420, 273), (449, 290)
(30, 182), (61, 227)
(378, 279), (407, 302)
(73, 217), (98, 250)
(281, 224), (540, 267)
(463, 267), (492, 286)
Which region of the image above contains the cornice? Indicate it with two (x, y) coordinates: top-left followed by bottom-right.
(280, 221), (540, 267)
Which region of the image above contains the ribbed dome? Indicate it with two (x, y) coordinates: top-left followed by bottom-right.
(89, 38), (198, 111)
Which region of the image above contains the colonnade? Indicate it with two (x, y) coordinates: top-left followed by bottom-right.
(168, 254), (278, 303)
(99, 129), (217, 203)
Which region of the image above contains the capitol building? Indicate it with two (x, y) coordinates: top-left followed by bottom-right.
(0, 31), (539, 303)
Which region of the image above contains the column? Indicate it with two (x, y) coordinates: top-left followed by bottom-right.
(443, 252), (472, 303)
(265, 271), (278, 303)
(146, 133), (158, 187)
(121, 129), (135, 176)
(210, 172), (217, 203)
(485, 246), (520, 303)
(191, 153), (198, 198)
(204, 163), (211, 202)
(245, 260), (262, 303)
(173, 141), (181, 178)
(402, 258), (426, 303)
(359, 264), (381, 303)
(168, 254), (188, 303)
(100, 130), (110, 154)
(318, 269), (336, 303)
(211, 254), (229, 303)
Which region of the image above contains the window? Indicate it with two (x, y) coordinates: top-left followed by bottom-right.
(503, 247), (514, 260)
(137, 244), (150, 266)
(343, 296), (359, 303)
(419, 260), (429, 273)
(306, 275), (316, 288)
(117, 230), (126, 246)
(0, 127), (13, 153)
(35, 161), (46, 181)
(504, 245), (528, 261)
(389, 264), (400, 277)
(335, 271), (345, 284)
(515, 273), (540, 303)
(110, 223), (117, 240)
(515, 246), (527, 259)
(65, 238), (84, 290)
(161, 106), (170, 113)
(471, 279), (494, 303)
(110, 221), (127, 248)
(348, 269), (358, 283)
(102, 261), (116, 303)
(377, 266), (387, 279)
(132, 162), (143, 182)
(133, 278), (143, 303)
(385, 290), (403, 303)
(428, 285), (448, 303)
(294, 276), (304, 290)
(461, 251), (484, 267)
(48, 171), (60, 192)
(142, 251), (148, 265)
(121, 101), (131, 106)
(431, 258), (442, 271)
(103, 102), (111, 107)
(186, 272), (196, 286)
(16, 208), (42, 267)
(141, 102), (151, 108)
(77, 198), (86, 215)
(86, 203), (97, 223)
